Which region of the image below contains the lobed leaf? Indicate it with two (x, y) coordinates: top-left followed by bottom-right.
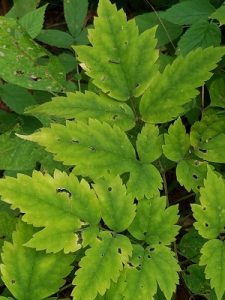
(25, 91), (135, 131)
(163, 118), (190, 162)
(192, 167), (225, 239)
(128, 195), (179, 246)
(75, 0), (158, 101)
(0, 221), (74, 300)
(0, 170), (100, 253)
(140, 47), (225, 123)
(72, 231), (132, 300)
(94, 175), (136, 232)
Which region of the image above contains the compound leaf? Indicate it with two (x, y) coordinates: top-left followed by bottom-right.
(75, 0), (158, 101)
(136, 124), (163, 163)
(0, 17), (65, 92)
(128, 195), (179, 246)
(163, 118), (190, 162)
(161, 0), (215, 25)
(200, 239), (225, 300)
(94, 175), (136, 232)
(124, 244), (180, 300)
(25, 91), (135, 131)
(140, 47), (225, 123)
(7, 0), (40, 18)
(192, 167), (225, 239)
(190, 109), (225, 163)
(0, 170), (100, 253)
(0, 221), (74, 300)
(72, 231), (132, 300)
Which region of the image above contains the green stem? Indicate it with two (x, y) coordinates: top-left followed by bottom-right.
(159, 160), (169, 206)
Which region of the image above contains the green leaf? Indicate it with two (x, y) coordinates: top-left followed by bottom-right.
(0, 170), (100, 253)
(176, 159), (208, 193)
(0, 84), (36, 114)
(190, 109), (225, 163)
(210, 4), (225, 25)
(64, 0), (88, 37)
(75, 0), (158, 101)
(192, 167), (225, 239)
(209, 77), (225, 109)
(128, 196), (179, 246)
(36, 29), (74, 49)
(25, 91), (135, 131)
(58, 53), (77, 73)
(163, 118), (190, 162)
(140, 47), (225, 123)
(0, 17), (65, 92)
(179, 229), (206, 263)
(0, 221), (74, 300)
(7, 0), (40, 18)
(135, 12), (182, 47)
(183, 264), (209, 295)
(19, 5), (47, 39)
(200, 239), (225, 300)
(72, 231), (132, 300)
(136, 124), (163, 163)
(161, 0), (215, 25)
(94, 175), (135, 232)
(178, 20), (221, 56)
(0, 212), (17, 250)
(123, 244), (180, 300)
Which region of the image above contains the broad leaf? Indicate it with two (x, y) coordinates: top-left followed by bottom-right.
(210, 4), (225, 26)
(178, 20), (221, 56)
(135, 12), (182, 47)
(63, 0), (88, 37)
(19, 4), (47, 38)
(176, 159), (208, 193)
(128, 196), (179, 246)
(209, 77), (225, 109)
(190, 109), (225, 163)
(161, 0), (215, 25)
(75, 0), (158, 101)
(0, 170), (100, 253)
(0, 212), (17, 250)
(123, 244), (180, 300)
(22, 119), (162, 198)
(1, 221), (74, 300)
(136, 124), (163, 163)
(36, 29), (74, 49)
(25, 91), (135, 131)
(94, 175), (136, 232)
(200, 239), (225, 300)
(7, 0), (40, 18)
(192, 167), (225, 239)
(0, 17), (65, 92)
(140, 47), (225, 123)
(72, 231), (132, 300)
(163, 118), (190, 162)
(183, 264), (209, 295)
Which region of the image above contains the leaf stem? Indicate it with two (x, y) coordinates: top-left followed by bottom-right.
(159, 160), (169, 206)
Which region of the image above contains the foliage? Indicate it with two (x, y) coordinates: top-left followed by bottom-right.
(0, 0), (225, 299)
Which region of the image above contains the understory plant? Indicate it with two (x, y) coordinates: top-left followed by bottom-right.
(0, 0), (225, 299)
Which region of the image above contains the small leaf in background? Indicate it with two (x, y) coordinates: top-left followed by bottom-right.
(6, 0), (41, 18)
(178, 20), (221, 56)
(179, 229), (206, 263)
(183, 264), (209, 295)
(19, 4), (48, 39)
(128, 195), (179, 246)
(63, 0), (88, 38)
(161, 0), (215, 25)
(210, 4), (225, 26)
(135, 12), (182, 47)
(176, 159), (208, 193)
(94, 175), (136, 232)
(163, 118), (190, 162)
(209, 77), (225, 109)
(0, 17), (66, 92)
(0, 84), (36, 114)
(36, 29), (74, 49)
(1, 221), (74, 300)
(58, 53), (78, 73)
(192, 167), (225, 239)
(200, 239), (225, 300)
(0, 212), (17, 250)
